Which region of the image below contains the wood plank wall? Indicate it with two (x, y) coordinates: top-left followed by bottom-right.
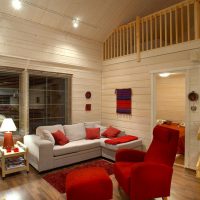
(156, 74), (186, 122)
(0, 14), (102, 124)
(102, 41), (200, 169)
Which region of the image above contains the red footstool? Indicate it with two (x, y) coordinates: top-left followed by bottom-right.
(66, 167), (113, 200)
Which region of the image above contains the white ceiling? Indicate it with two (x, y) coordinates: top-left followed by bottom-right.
(0, 0), (182, 42)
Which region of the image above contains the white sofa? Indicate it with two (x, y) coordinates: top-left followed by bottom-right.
(24, 122), (142, 172)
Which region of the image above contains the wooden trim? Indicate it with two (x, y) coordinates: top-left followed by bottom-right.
(175, 7), (179, 43)
(165, 12), (167, 46)
(181, 6), (184, 42)
(142, 19), (144, 51)
(187, 3), (191, 40)
(120, 28), (122, 56)
(162, 198), (168, 200)
(117, 29), (119, 57)
(103, 0), (199, 60)
(160, 13), (163, 47)
(170, 10), (173, 45)
(130, 24), (133, 53)
(134, 23), (136, 53)
(111, 34), (113, 58)
(194, 0), (200, 39)
(146, 18), (149, 50)
(150, 16), (153, 49)
(155, 15), (158, 48)
(136, 16), (141, 62)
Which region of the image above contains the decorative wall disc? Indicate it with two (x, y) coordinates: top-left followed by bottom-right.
(85, 91), (91, 99)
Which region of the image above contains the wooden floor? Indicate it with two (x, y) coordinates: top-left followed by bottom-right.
(175, 154), (184, 166)
(0, 163), (200, 200)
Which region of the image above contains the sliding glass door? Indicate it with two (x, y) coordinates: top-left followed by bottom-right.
(29, 75), (71, 134)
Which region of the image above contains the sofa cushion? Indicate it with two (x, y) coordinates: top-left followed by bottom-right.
(52, 130), (69, 145)
(36, 124), (64, 137)
(102, 126), (121, 138)
(39, 129), (55, 145)
(86, 128), (100, 139)
(53, 139), (100, 156)
(63, 123), (86, 141)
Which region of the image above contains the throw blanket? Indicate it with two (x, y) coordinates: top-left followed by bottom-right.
(105, 135), (138, 145)
(116, 88), (132, 114)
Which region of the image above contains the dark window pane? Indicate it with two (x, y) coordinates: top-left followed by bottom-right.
(47, 77), (65, 90)
(29, 75), (68, 134)
(29, 76), (46, 90)
(0, 72), (19, 134)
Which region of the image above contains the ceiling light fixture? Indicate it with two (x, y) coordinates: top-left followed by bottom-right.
(72, 18), (79, 28)
(12, 0), (22, 10)
(159, 73), (171, 78)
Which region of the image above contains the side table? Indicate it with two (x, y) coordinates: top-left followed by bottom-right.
(0, 141), (29, 178)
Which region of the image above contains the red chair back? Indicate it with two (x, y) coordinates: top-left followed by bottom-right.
(144, 125), (179, 166)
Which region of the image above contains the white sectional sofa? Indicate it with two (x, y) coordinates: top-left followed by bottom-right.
(24, 122), (142, 172)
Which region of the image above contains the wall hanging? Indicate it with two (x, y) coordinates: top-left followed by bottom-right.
(188, 91), (199, 111)
(115, 88), (132, 114)
(85, 104), (91, 111)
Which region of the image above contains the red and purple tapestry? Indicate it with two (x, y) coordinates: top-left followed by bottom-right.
(116, 88), (132, 114)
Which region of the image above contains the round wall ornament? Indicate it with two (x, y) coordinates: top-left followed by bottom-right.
(85, 91), (91, 99)
(188, 91), (199, 101)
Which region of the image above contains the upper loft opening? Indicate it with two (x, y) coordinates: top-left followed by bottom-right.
(103, 0), (200, 61)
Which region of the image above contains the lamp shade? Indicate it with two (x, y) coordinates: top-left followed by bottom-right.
(0, 118), (17, 132)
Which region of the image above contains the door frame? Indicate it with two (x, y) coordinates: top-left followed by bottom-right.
(150, 66), (190, 168)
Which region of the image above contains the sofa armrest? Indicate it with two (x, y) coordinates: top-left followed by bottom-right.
(24, 135), (54, 172)
(115, 149), (146, 162)
(130, 163), (173, 200)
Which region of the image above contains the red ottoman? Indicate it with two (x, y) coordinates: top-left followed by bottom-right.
(66, 167), (113, 200)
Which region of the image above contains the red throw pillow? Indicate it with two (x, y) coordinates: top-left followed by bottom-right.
(52, 130), (69, 145)
(86, 128), (100, 139)
(102, 126), (121, 138)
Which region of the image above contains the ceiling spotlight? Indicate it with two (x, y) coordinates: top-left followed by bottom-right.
(72, 18), (79, 28)
(159, 73), (171, 78)
(12, 0), (22, 10)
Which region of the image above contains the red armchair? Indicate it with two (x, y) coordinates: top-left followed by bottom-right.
(114, 125), (179, 200)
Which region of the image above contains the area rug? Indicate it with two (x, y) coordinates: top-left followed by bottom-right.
(43, 159), (114, 193)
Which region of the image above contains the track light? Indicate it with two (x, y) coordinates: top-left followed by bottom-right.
(72, 18), (79, 28)
(12, 0), (22, 10)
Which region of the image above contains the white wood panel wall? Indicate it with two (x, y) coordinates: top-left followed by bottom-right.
(102, 41), (200, 169)
(0, 14), (102, 124)
(0, 13), (102, 70)
(156, 74), (186, 123)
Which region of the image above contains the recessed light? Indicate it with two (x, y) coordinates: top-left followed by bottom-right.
(159, 73), (171, 78)
(12, 0), (22, 10)
(72, 18), (79, 28)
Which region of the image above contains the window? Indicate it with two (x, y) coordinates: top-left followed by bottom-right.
(0, 72), (20, 132)
(29, 74), (71, 134)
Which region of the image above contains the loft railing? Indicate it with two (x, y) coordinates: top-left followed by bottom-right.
(103, 0), (200, 61)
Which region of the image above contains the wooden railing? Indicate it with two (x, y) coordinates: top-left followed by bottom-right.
(103, 0), (200, 61)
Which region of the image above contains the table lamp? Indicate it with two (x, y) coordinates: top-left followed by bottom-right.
(0, 118), (17, 149)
